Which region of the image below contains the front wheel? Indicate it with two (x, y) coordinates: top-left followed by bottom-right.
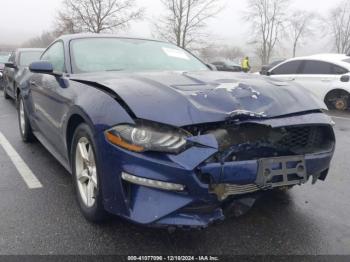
(71, 123), (108, 223)
(18, 96), (34, 142)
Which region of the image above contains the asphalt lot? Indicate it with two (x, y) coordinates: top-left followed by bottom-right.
(0, 96), (349, 255)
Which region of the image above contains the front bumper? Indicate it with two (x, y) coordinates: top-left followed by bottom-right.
(97, 113), (335, 228)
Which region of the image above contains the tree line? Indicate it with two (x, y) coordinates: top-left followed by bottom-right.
(21, 0), (350, 65)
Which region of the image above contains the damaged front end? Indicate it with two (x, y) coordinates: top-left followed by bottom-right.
(155, 112), (335, 228)
(190, 113), (335, 201)
(102, 112), (335, 229)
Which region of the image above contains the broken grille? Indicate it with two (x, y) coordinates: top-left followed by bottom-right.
(189, 123), (335, 163)
(275, 126), (325, 152)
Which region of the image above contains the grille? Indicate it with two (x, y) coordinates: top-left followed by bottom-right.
(277, 127), (310, 148)
(275, 126), (324, 152)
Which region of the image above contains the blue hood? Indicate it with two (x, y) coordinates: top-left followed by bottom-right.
(71, 71), (326, 126)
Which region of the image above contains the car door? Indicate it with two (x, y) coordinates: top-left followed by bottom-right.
(29, 41), (70, 159)
(269, 60), (303, 82)
(293, 60), (349, 100)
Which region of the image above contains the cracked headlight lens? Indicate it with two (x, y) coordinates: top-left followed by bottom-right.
(105, 121), (190, 154)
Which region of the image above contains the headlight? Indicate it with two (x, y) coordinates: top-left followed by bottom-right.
(105, 121), (190, 154)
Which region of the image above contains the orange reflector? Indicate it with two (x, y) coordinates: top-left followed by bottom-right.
(106, 132), (144, 152)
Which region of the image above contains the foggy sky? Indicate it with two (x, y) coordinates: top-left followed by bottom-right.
(0, 0), (344, 57)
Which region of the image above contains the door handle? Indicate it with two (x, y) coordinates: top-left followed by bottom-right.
(286, 78), (295, 81)
(321, 79), (331, 82)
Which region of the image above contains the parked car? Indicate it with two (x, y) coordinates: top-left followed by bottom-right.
(211, 61), (243, 72)
(18, 34), (335, 228)
(265, 54), (350, 110)
(0, 51), (10, 88)
(260, 59), (285, 75)
(3, 48), (44, 101)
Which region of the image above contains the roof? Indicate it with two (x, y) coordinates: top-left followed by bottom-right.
(288, 53), (349, 62)
(58, 33), (165, 44)
(276, 53), (350, 70)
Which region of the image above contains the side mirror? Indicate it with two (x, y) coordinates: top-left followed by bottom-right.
(0, 72), (3, 78)
(340, 75), (350, 82)
(5, 62), (17, 69)
(29, 61), (54, 74)
(266, 71), (272, 76)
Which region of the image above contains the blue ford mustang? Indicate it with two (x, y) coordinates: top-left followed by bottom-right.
(17, 34), (335, 228)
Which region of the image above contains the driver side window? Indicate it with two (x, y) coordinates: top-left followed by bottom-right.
(41, 42), (65, 73)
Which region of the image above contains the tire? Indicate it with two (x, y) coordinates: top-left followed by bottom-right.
(3, 86), (10, 99)
(71, 123), (108, 223)
(18, 96), (34, 142)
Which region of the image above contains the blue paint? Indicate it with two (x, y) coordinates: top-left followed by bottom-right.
(18, 34), (335, 228)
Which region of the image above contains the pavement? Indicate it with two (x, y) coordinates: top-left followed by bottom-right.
(0, 96), (349, 255)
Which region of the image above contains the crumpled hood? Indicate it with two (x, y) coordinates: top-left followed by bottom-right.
(70, 71), (326, 126)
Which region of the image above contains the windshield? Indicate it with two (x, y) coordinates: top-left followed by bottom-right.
(19, 51), (43, 66)
(0, 53), (10, 63)
(70, 38), (208, 73)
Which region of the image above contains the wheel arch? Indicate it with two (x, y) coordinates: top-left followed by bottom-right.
(65, 107), (96, 167)
(324, 88), (350, 110)
(324, 88), (350, 100)
(66, 114), (86, 159)
(63, 86), (136, 168)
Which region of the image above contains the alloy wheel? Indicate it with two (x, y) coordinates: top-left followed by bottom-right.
(75, 137), (98, 208)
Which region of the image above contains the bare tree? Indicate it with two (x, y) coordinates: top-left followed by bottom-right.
(154, 0), (223, 49)
(246, 0), (289, 65)
(329, 0), (350, 54)
(22, 31), (57, 48)
(55, 11), (83, 35)
(288, 11), (315, 57)
(57, 0), (144, 34)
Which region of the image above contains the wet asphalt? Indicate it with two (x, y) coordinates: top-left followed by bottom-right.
(0, 95), (349, 256)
